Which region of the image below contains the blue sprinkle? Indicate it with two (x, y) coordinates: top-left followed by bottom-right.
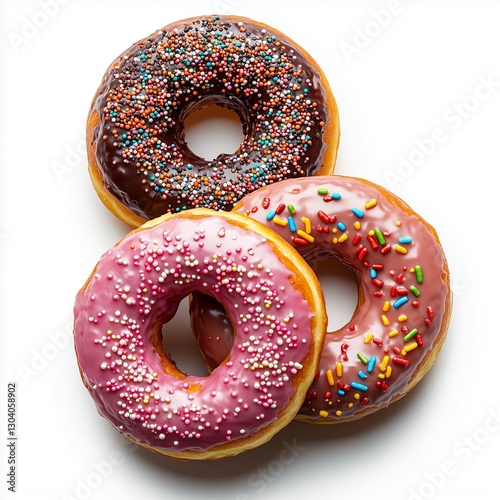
(393, 296), (409, 308)
(367, 356), (377, 373)
(332, 192), (342, 200)
(352, 207), (364, 218)
(266, 210), (276, 221)
(338, 389), (346, 396)
(288, 216), (297, 232)
(337, 222), (346, 231)
(370, 268), (377, 279)
(351, 382), (368, 391)
(358, 371), (367, 379)
(399, 237), (413, 244)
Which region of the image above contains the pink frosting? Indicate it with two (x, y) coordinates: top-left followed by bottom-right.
(73, 211), (316, 454)
(191, 176), (451, 421)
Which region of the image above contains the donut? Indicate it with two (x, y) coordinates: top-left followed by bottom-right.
(190, 176), (452, 423)
(87, 15), (340, 227)
(73, 208), (327, 459)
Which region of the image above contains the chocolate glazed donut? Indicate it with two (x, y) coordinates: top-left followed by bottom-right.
(87, 15), (340, 227)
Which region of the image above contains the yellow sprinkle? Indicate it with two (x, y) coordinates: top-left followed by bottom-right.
(326, 369), (335, 386)
(386, 366), (392, 378)
(368, 229), (375, 236)
(403, 342), (418, 355)
(398, 314), (408, 322)
(388, 329), (399, 338)
(378, 374), (386, 379)
(364, 333), (374, 344)
(336, 362), (343, 377)
(337, 232), (348, 243)
(257, 263), (263, 270)
(348, 402), (354, 408)
(335, 410), (342, 416)
(383, 301), (390, 312)
(354, 393), (360, 400)
(396, 220), (402, 227)
(381, 314), (390, 326)
(379, 355), (390, 371)
(297, 230), (314, 242)
(319, 410), (329, 418)
(354, 221), (361, 230)
(365, 199), (377, 209)
(331, 227), (338, 234)
(301, 216), (312, 234)
(395, 244), (408, 254)
(272, 216), (287, 227)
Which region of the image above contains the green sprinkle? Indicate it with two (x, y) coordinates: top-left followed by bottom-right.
(374, 228), (386, 245)
(287, 204), (296, 215)
(410, 285), (421, 296)
(404, 328), (418, 342)
(317, 188), (329, 195)
(357, 352), (369, 364)
(415, 265), (424, 283)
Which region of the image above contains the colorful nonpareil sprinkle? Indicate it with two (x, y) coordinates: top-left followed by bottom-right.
(91, 16), (332, 220)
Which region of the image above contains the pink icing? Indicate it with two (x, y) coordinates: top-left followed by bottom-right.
(191, 176), (451, 421)
(73, 211), (316, 454)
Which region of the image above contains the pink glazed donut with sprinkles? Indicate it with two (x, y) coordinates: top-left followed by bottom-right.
(190, 176), (452, 423)
(86, 15), (340, 228)
(73, 209), (326, 459)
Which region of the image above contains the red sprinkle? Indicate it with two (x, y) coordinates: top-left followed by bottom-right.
(376, 380), (389, 391)
(323, 196), (333, 202)
(352, 235), (362, 245)
(380, 244), (391, 255)
(358, 247), (368, 260)
(372, 278), (384, 288)
(427, 306), (435, 318)
(317, 210), (330, 223)
(292, 236), (309, 246)
(275, 203), (285, 214)
(360, 397), (369, 406)
(367, 235), (379, 249)
(416, 334), (424, 347)
(263, 197), (270, 209)
(393, 357), (410, 367)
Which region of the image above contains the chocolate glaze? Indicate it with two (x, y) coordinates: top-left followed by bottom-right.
(191, 176), (452, 422)
(89, 15), (336, 221)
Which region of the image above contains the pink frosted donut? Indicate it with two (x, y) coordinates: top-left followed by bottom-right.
(73, 209), (326, 459)
(190, 176), (452, 423)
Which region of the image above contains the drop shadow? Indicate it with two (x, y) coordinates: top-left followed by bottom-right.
(113, 343), (450, 484)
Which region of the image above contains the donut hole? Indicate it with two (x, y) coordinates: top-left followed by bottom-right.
(309, 255), (360, 332)
(183, 103), (245, 160)
(160, 296), (212, 377)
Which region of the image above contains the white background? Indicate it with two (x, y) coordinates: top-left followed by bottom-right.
(1, 1), (500, 499)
